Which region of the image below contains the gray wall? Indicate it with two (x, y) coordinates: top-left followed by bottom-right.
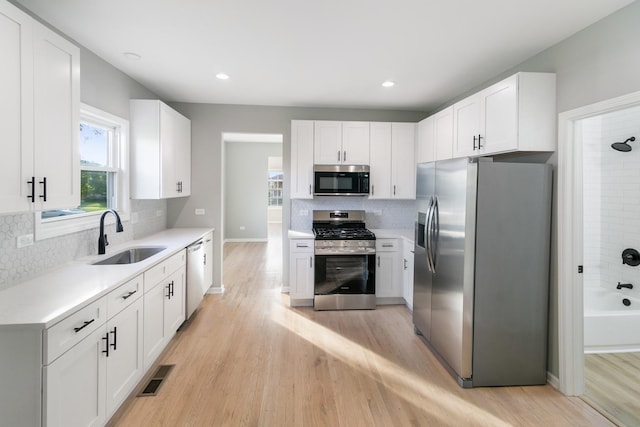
(165, 104), (426, 291)
(224, 141), (282, 241)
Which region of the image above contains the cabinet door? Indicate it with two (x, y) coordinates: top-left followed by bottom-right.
(314, 121), (342, 164)
(289, 240), (314, 301)
(402, 241), (415, 309)
(204, 232), (214, 289)
(434, 106), (454, 161)
(160, 103), (179, 198)
(143, 282), (166, 370)
(0, 3), (33, 213)
(290, 120), (314, 199)
(369, 122), (392, 199)
(164, 267), (186, 335)
(32, 23), (80, 211)
(391, 123), (416, 199)
(341, 121), (370, 164)
(416, 116), (435, 164)
(453, 94), (481, 158)
(171, 107), (192, 197)
(45, 325), (107, 427)
(105, 298), (144, 417)
(376, 252), (400, 298)
(481, 75), (518, 154)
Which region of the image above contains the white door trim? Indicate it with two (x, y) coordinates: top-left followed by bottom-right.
(558, 89), (640, 395)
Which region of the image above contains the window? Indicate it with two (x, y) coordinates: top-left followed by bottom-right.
(268, 171), (283, 206)
(36, 104), (129, 240)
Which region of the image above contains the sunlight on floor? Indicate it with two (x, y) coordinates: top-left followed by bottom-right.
(270, 303), (512, 426)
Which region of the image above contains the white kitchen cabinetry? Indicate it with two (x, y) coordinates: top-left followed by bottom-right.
(289, 239), (314, 305)
(369, 123), (416, 199)
(0, 1), (79, 214)
(416, 116), (435, 164)
(130, 100), (191, 199)
(402, 239), (415, 309)
(143, 250), (186, 370)
(314, 121), (369, 165)
(375, 239), (402, 302)
(433, 106), (454, 161)
(204, 232), (214, 290)
(290, 120), (314, 199)
(453, 72), (556, 158)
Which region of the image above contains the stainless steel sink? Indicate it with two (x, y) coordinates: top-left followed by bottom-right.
(92, 246), (167, 265)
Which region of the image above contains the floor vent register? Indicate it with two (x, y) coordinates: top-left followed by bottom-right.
(138, 364), (175, 397)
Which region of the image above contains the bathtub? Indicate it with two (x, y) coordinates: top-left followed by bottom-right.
(584, 287), (640, 353)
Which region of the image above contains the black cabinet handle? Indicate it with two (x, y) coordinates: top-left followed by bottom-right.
(27, 177), (35, 202)
(39, 177), (47, 201)
(122, 290), (137, 300)
(102, 332), (110, 357)
(110, 327), (117, 351)
(170, 280), (174, 297)
(73, 318), (95, 333)
(477, 134), (483, 149)
(166, 281), (175, 299)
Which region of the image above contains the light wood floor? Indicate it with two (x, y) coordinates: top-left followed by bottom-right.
(109, 235), (612, 426)
(584, 352), (640, 427)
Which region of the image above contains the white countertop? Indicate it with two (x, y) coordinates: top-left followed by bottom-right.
(288, 228), (414, 242)
(0, 227), (213, 328)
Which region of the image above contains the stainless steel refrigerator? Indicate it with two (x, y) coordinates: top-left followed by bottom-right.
(413, 158), (552, 387)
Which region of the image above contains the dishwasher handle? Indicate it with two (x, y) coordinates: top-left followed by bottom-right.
(188, 240), (204, 252)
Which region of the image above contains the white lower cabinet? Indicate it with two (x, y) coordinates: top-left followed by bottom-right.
(143, 251), (186, 370)
(402, 239), (415, 309)
(375, 239), (402, 301)
(45, 324), (107, 427)
(289, 239), (314, 305)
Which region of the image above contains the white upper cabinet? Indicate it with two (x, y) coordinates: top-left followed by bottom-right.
(130, 100), (191, 199)
(290, 120), (314, 199)
(453, 72), (556, 158)
(370, 122), (416, 199)
(416, 116), (435, 164)
(433, 106), (454, 161)
(314, 121), (369, 165)
(0, 1), (80, 213)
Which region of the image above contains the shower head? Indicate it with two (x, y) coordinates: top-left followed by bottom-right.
(611, 136), (636, 152)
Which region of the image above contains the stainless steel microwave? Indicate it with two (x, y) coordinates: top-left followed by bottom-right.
(314, 165), (370, 196)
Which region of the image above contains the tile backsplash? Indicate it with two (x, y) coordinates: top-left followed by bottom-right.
(0, 199), (167, 288)
(291, 198), (415, 230)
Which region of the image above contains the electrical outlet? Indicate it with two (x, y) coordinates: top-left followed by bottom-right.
(195, 208), (205, 215)
(239, 226), (246, 230)
(373, 209), (383, 216)
(156, 210), (163, 217)
(17, 234), (34, 248)
(299, 209), (308, 216)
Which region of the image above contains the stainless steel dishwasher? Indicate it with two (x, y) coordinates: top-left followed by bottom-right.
(186, 239), (206, 319)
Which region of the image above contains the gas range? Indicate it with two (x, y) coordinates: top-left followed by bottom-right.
(312, 210), (376, 255)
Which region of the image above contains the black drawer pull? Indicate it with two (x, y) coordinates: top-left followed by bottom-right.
(110, 327), (117, 351)
(27, 177), (35, 202)
(73, 318), (95, 333)
(122, 290), (137, 300)
(39, 177), (47, 201)
(102, 333), (110, 357)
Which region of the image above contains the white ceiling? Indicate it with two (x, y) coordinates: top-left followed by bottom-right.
(14, 0), (635, 112)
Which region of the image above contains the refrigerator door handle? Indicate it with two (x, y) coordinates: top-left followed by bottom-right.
(431, 196), (440, 271)
(425, 196), (435, 272)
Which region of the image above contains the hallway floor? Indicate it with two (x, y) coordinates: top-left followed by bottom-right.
(108, 235), (611, 426)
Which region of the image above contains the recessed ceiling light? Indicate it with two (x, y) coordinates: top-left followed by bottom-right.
(382, 80), (395, 88)
(123, 52), (141, 61)
(216, 73), (230, 80)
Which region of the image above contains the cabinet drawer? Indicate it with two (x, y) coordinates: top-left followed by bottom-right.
(291, 239), (314, 253)
(44, 297), (107, 364)
(107, 274), (143, 318)
(144, 250), (186, 292)
(376, 239), (399, 252)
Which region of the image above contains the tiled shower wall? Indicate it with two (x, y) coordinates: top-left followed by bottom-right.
(0, 199), (167, 288)
(291, 198), (415, 230)
(582, 103), (640, 295)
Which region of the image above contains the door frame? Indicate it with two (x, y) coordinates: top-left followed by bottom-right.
(558, 89), (640, 395)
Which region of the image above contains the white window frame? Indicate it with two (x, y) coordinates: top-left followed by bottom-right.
(35, 103), (130, 240)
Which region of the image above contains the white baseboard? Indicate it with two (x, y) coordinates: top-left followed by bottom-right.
(547, 371), (559, 389)
(224, 238), (268, 243)
(207, 284), (225, 294)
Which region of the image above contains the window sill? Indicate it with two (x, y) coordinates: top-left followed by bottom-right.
(35, 210), (130, 241)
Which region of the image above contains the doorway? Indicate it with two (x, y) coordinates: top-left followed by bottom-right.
(558, 90), (640, 424)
